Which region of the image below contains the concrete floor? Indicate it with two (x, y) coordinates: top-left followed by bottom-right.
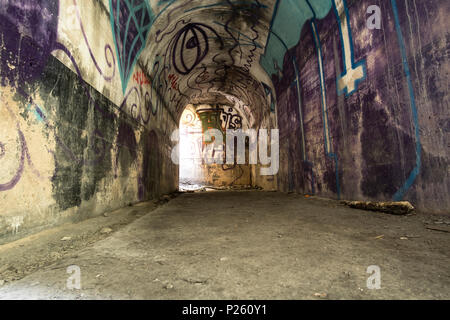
(0, 191), (449, 299)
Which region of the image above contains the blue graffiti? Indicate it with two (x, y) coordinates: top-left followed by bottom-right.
(109, 0), (153, 93)
(26, 103), (46, 123)
(391, 0), (421, 201)
(332, 0), (366, 96)
(310, 19), (341, 199)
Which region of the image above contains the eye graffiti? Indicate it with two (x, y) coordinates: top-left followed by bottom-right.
(170, 23), (224, 75)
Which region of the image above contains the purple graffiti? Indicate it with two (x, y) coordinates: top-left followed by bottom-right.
(52, 42), (114, 121)
(119, 87), (151, 124)
(0, 0), (59, 87)
(73, 0), (116, 82)
(0, 129), (25, 192)
(0, 119), (109, 192)
(0, 121), (46, 191)
(0, 102), (52, 191)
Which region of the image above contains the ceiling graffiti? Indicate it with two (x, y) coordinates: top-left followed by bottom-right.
(106, 0), (337, 123)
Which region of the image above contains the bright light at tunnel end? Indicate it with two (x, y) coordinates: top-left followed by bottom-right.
(171, 129), (280, 176)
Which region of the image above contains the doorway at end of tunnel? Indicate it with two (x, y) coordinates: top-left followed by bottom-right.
(178, 104), (251, 191)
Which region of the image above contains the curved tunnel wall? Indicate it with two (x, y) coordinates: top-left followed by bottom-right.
(271, 0), (449, 213)
(0, 0), (448, 243)
(0, 0), (179, 243)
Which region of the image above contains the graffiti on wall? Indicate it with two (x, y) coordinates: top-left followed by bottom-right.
(0, 0), (59, 192)
(133, 71), (151, 86)
(109, 0), (153, 93)
(0, 0), (59, 89)
(264, 0), (436, 207)
(332, 0), (366, 96)
(1, 0), (444, 213)
(120, 0), (273, 123)
(0, 0), (151, 208)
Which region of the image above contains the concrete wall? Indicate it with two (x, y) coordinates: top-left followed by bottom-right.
(270, 0), (449, 213)
(0, 0), (177, 243)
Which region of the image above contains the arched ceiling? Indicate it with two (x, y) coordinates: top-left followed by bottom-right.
(111, 0), (334, 125)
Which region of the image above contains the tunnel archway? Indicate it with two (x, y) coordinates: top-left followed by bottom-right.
(178, 97), (256, 191)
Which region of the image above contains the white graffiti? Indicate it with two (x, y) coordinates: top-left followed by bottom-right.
(333, 0), (366, 96)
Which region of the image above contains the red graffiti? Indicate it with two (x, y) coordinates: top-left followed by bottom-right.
(133, 71), (150, 86)
(168, 74), (179, 90)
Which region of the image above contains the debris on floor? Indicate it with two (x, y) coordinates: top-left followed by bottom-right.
(403, 234), (421, 239)
(341, 200), (415, 215)
(425, 225), (450, 233)
(163, 282), (174, 290)
(100, 227), (113, 234)
(432, 219), (450, 225)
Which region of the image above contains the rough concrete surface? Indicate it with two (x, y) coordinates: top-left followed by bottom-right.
(0, 191), (449, 300)
(0, 200), (160, 284)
